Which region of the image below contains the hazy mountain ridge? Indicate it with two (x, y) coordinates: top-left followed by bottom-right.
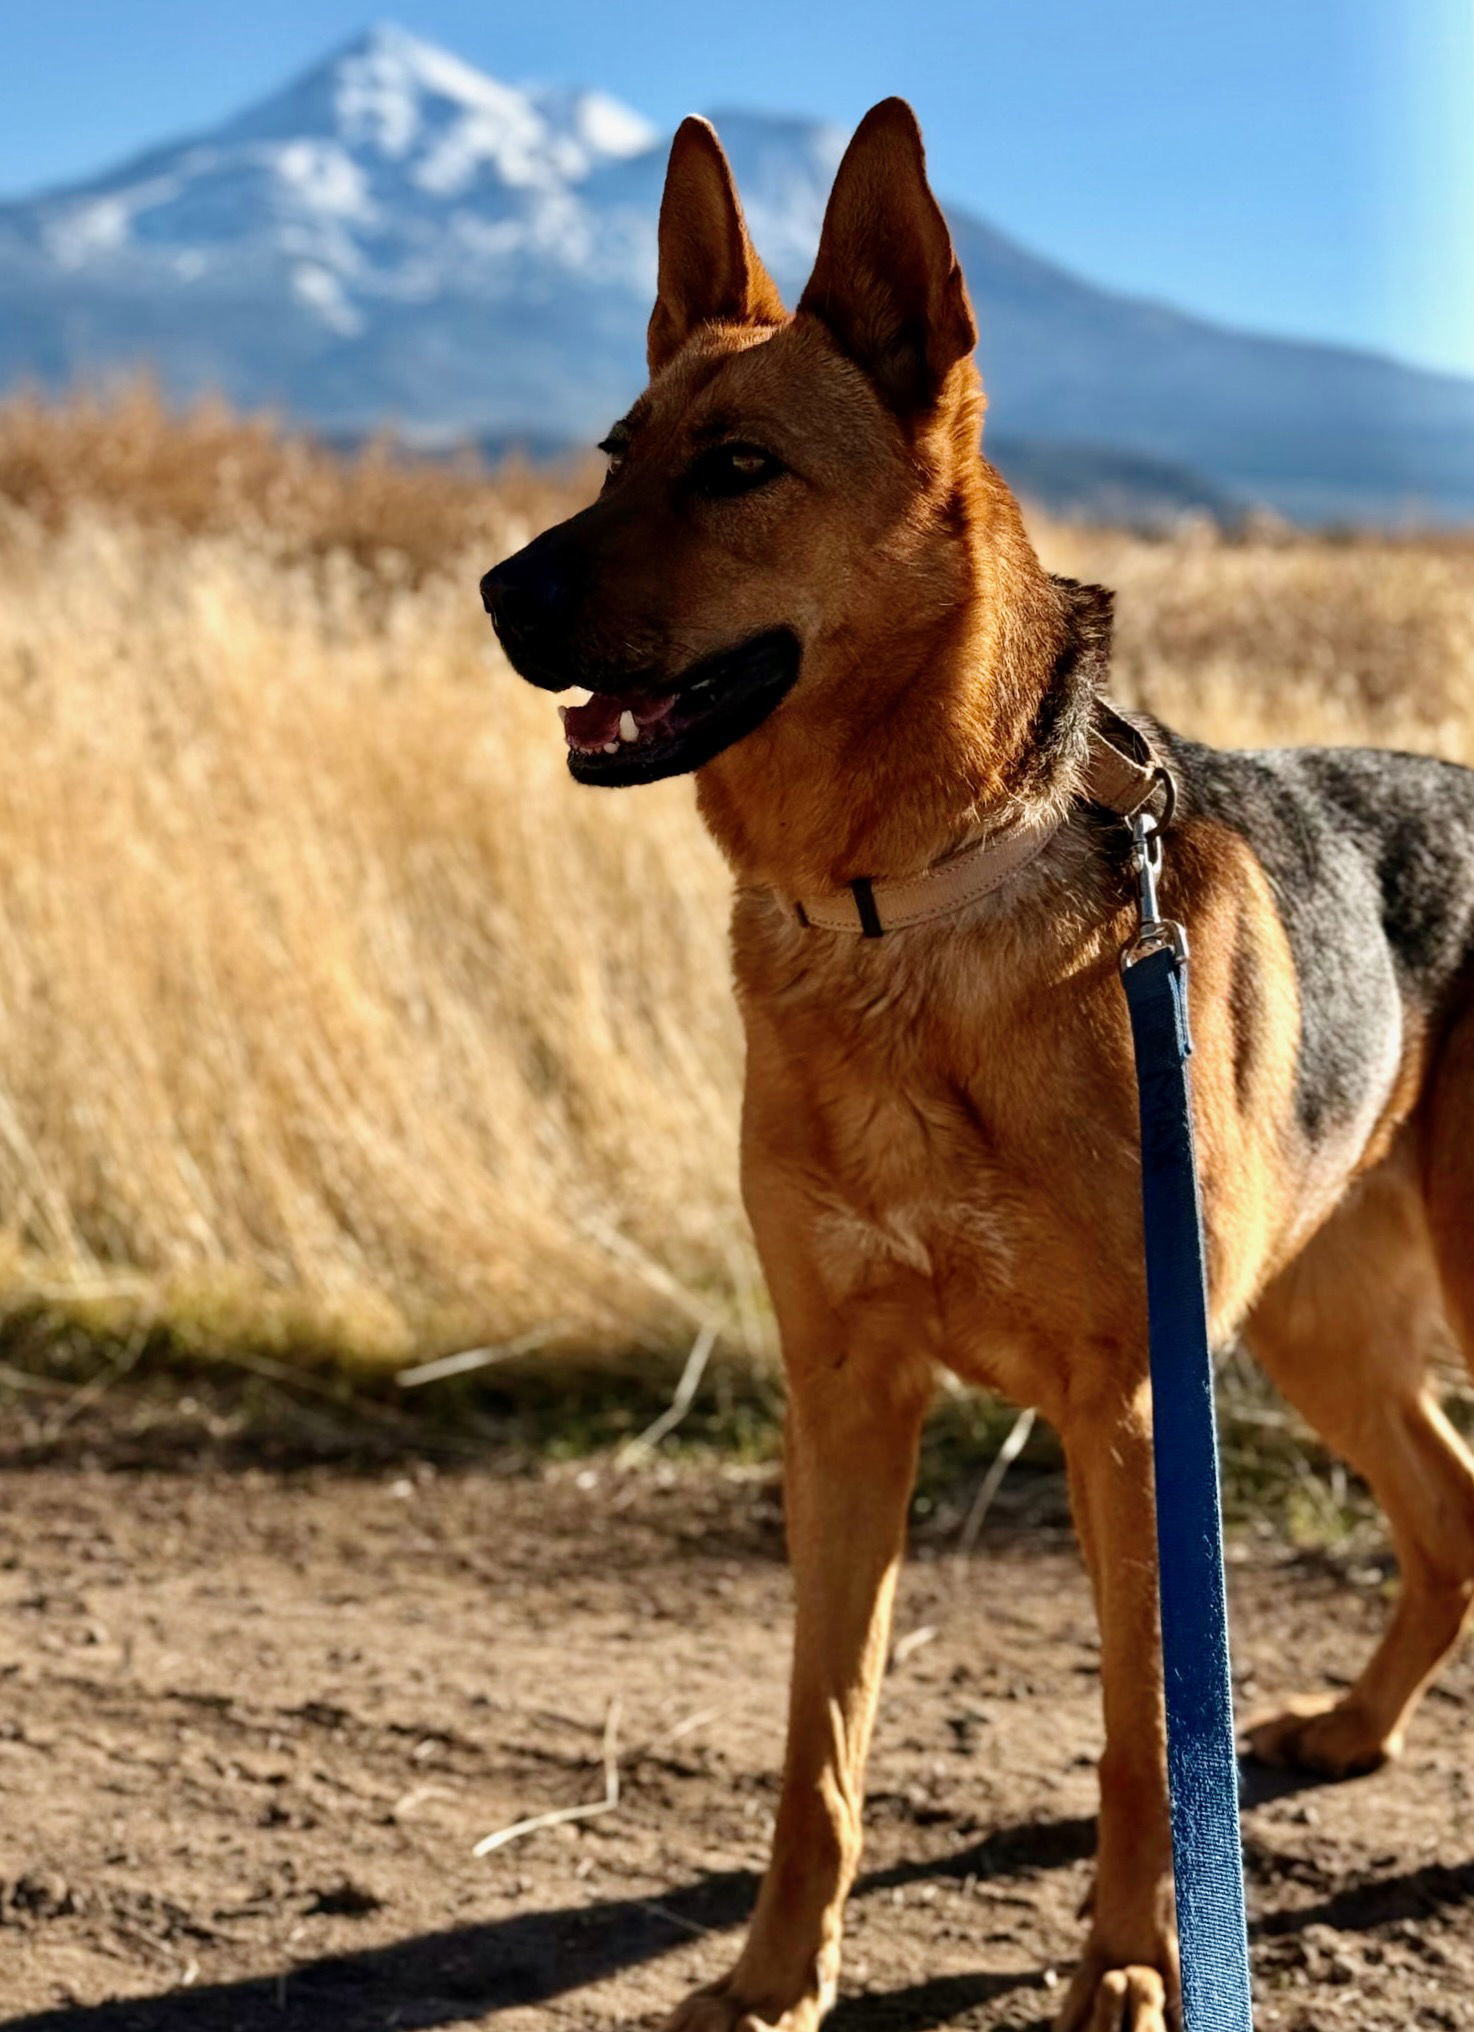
(3, 22), (1472, 523)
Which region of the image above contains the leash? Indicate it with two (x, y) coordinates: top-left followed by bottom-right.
(1120, 797), (1254, 2031)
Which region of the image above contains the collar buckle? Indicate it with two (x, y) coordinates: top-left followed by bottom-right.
(1120, 800), (1189, 973)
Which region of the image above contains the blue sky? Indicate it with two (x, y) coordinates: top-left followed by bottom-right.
(2, 0), (1471, 379)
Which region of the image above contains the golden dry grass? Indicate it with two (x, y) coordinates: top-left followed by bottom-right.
(1, 391), (1472, 1373)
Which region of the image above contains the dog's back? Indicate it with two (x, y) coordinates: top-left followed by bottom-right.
(1172, 733), (1474, 1149)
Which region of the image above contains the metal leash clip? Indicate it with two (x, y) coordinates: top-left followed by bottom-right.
(1120, 771), (1189, 973)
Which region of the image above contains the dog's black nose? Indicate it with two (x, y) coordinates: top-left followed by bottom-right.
(479, 563), (519, 628)
(480, 543), (567, 643)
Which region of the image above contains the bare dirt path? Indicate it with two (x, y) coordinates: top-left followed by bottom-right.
(1, 1386), (1471, 2030)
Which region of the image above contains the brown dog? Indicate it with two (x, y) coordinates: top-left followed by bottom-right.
(483, 101), (1474, 2031)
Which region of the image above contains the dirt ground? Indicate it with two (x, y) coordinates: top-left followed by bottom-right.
(1, 1383), (1472, 2031)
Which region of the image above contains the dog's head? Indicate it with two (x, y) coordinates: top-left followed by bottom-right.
(482, 99), (1014, 795)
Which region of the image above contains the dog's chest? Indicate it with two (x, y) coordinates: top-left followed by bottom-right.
(808, 1087), (1023, 1290)
(742, 944), (1144, 1382)
(802, 1060), (1115, 1270)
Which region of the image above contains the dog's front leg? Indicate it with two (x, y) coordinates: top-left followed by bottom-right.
(1056, 1383), (1179, 2032)
(667, 1308), (931, 2032)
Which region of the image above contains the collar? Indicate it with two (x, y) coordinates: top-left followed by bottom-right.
(782, 699), (1166, 939)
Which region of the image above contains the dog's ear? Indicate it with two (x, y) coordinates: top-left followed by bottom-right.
(648, 118), (786, 374)
(798, 99), (977, 413)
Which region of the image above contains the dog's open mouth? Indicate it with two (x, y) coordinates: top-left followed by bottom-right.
(555, 628), (802, 787)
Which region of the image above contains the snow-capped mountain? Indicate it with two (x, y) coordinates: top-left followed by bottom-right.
(3, 23), (1473, 523)
(0, 26), (667, 435)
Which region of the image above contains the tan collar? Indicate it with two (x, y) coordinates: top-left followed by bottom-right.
(784, 699), (1164, 939)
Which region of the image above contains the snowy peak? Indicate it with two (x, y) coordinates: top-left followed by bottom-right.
(12, 23), (665, 344)
(217, 24), (657, 192)
(22, 19), (662, 284)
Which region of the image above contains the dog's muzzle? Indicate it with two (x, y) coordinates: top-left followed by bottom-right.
(481, 531), (803, 787)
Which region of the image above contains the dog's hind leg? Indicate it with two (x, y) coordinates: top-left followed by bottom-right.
(666, 1269), (932, 2032)
(1243, 1127), (1474, 1778)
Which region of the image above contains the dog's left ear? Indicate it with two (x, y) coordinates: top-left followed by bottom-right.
(648, 118), (786, 374)
(798, 99), (977, 414)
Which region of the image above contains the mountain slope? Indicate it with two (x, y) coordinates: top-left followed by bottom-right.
(2, 23), (1472, 522)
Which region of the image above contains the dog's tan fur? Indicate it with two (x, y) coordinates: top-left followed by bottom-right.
(487, 100), (1474, 2032)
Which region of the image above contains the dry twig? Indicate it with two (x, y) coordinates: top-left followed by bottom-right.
(615, 1323), (718, 1468)
(396, 1324), (568, 1389)
(892, 1624), (939, 1669)
(956, 1406), (1037, 1558)
(472, 1699), (621, 1858)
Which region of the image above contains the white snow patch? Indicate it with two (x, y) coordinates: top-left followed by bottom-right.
(413, 94), (553, 195)
(453, 215), (527, 259)
(568, 91), (658, 160)
(332, 25), (550, 163)
(292, 262), (364, 334)
(334, 40), (424, 157)
(322, 30), (658, 192)
(273, 141), (375, 219)
(42, 160), (216, 268)
(524, 86), (659, 171)
(363, 25), (526, 115)
(46, 197), (132, 265)
(525, 189), (595, 264)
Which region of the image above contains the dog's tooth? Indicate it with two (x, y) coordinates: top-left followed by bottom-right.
(603, 740), (619, 754)
(557, 705), (568, 725)
(618, 710), (638, 743)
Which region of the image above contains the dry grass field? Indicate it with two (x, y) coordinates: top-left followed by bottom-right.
(6, 391), (1474, 2032)
(1, 385), (1473, 1378)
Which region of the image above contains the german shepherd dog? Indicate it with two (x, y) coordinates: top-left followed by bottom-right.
(482, 101), (1474, 2031)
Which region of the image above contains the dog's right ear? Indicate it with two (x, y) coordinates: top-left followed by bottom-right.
(798, 99), (977, 414)
(648, 118), (786, 374)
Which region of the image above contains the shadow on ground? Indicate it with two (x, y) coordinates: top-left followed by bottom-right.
(0, 1819), (1088, 2032)
(11, 1808), (1466, 2032)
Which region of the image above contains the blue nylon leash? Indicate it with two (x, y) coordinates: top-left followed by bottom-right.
(1119, 808), (1254, 2032)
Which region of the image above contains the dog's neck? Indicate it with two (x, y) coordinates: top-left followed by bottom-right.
(694, 490), (1109, 897)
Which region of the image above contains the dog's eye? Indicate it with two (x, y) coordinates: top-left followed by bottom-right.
(597, 436), (629, 481)
(688, 443), (782, 499)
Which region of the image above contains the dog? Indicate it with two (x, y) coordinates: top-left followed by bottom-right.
(482, 100), (1474, 2031)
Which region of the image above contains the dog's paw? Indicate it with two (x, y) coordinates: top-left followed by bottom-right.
(1244, 1693), (1399, 1779)
(663, 1976), (825, 2032)
(1054, 1959), (1177, 2032)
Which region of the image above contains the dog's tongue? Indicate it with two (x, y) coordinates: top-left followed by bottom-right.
(563, 693), (624, 748)
(561, 689), (678, 751)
